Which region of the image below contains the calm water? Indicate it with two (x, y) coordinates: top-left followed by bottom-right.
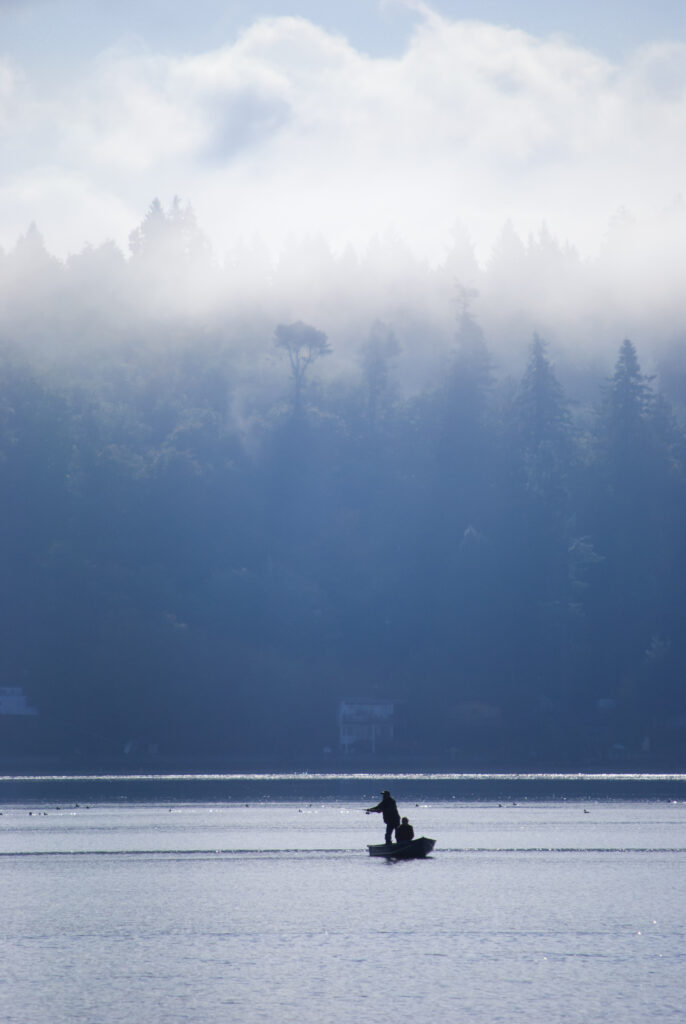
(1, 776), (685, 1023)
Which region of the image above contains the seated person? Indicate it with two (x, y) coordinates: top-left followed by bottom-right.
(395, 816), (414, 842)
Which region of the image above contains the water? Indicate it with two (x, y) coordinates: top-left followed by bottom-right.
(1, 776), (685, 1023)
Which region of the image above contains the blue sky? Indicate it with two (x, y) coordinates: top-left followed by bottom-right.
(2, 0), (686, 261)
(3, 0), (686, 65)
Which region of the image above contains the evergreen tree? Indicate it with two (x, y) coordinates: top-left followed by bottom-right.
(128, 197), (214, 315)
(598, 339), (654, 482)
(493, 335), (578, 749)
(358, 321), (400, 427)
(582, 340), (667, 745)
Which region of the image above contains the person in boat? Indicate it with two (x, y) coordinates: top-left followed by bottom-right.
(366, 790), (401, 845)
(395, 816), (414, 843)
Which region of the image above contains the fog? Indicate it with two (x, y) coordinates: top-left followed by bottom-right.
(3, 5), (686, 771)
(2, 199), (686, 398)
(4, 6), (686, 383)
(2, 10), (686, 268)
(2, 197), (686, 770)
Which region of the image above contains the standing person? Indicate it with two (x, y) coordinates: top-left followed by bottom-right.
(366, 790), (401, 845)
(395, 816), (414, 842)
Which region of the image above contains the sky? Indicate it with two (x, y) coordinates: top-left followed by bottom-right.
(1, 0), (686, 264)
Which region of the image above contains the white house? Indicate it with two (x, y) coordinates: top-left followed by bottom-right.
(338, 698), (399, 754)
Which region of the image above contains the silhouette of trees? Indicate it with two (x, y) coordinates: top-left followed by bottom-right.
(598, 339), (654, 473)
(2, 207), (686, 767)
(128, 197), (214, 315)
(358, 321), (400, 426)
(129, 196), (210, 266)
(273, 321), (331, 412)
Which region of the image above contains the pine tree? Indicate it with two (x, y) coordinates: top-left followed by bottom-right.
(598, 339), (654, 484)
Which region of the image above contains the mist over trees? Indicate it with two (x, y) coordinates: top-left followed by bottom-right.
(2, 200), (686, 767)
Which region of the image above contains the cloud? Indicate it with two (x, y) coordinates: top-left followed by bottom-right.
(0, 56), (23, 129)
(0, 168), (137, 255)
(2, 8), (686, 264)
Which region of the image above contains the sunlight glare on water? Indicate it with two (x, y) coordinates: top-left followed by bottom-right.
(1, 783), (685, 1024)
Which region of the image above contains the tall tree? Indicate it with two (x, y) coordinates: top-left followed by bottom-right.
(582, 339), (662, 725)
(513, 334), (573, 508)
(598, 338), (654, 481)
(358, 321), (400, 427)
(129, 197), (210, 266)
(128, 197), (214, 315)
(273, 321), (331, 413)
(494, 335), (578, 742)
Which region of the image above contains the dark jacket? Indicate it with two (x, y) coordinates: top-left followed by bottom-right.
(367, 794), (400, 827)
(395, 821), (414, 842)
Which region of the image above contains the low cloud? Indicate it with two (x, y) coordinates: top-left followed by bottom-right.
(1, 7), (686, 269)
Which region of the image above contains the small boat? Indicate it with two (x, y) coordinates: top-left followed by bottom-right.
(367, 836), (436, 859)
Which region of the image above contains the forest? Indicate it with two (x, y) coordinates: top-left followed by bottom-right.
(2, 199), (686, 769)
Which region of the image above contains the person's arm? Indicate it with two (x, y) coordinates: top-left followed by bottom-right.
(366, 801), (382, 813)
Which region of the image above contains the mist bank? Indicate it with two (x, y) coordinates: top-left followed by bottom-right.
(2, 201), (686, 770)
(2, 199), (686, 402)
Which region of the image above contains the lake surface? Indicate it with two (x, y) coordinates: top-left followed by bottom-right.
(1, 775), (685, 1023)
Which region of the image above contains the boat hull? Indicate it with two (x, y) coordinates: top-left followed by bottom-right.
(367, 836), (436, 859)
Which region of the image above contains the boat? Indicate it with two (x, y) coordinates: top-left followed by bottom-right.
(367, 836), (436, 859)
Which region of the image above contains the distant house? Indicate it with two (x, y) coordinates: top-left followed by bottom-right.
(0, 687), (38, 716)
(338, 699), (399, 754)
